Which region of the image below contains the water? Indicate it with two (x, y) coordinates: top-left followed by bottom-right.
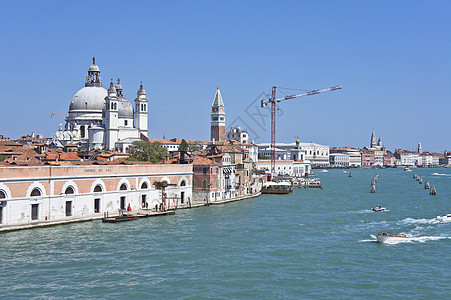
(1, 168), (450, 299)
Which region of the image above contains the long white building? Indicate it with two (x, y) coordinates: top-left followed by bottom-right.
(257, 141), (329, 167)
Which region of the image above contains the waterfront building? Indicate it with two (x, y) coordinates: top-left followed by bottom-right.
(372, 149), (385, 167)
(330, 147), (361, 167)
(257, 140), (325, 167)
(52, 58), (148, 152)
(360, 149), (374, 167)
(383, 153), (395, 167)
(394, 149), (419, 166)
(257, 160), (311, 177)
(440, 151), (451, 166)
(329, 153), (350, 168)
(0, 163), (192, 228)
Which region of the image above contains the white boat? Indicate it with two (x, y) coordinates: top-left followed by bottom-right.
(372, 206), (386, 212)
(320, 169), (328, 173)
(432, 172), (439, 176)
(376, 232), (407, 243)
(404, 167), (411, 172)
(436, 214), (451, 222)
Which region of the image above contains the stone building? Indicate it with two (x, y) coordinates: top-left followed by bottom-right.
(52, 58), (148, 152)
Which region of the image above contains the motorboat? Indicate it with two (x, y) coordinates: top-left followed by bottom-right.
(404, 167), (411, 172)
(320, 169), (328, 173)
(261, 182), (292, 194)
(436, 214), (451, 222)
(372, 206), (386, 212)
(432, 172), (439, 176)
(376, 232), (407, 243)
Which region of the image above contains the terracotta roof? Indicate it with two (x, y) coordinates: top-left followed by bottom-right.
(192, 156), (215, 165)
(64, 143), (78, 147)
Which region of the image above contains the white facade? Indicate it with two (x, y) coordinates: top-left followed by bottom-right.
(329, 153), (350, 167)
(257, 142), (328, 167)
(52, 58), (148, 151)
(226, 127), (249, 144)
(257, 160), (311, 177)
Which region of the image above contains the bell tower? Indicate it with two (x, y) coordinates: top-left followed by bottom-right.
(210, 85), (225, 144)
(104, 80), (119, 150)
(134, 82), (149, 136)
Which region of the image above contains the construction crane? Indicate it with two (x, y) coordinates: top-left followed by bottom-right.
(261, 85), (342, 176)
(51, 112), (67, 118)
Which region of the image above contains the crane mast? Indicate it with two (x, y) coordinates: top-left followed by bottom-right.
(261, 85), (342, 176)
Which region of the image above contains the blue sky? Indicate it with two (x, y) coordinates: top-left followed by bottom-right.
(1, 0), (450, 152)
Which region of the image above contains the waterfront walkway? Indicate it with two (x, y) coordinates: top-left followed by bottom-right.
(0, 192), (262, 233)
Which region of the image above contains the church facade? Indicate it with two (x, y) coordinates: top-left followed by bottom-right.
(52, 58), (148, 152)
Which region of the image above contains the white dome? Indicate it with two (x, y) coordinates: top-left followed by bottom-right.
(69, 86), (108, 112)
(118, 98), (134, 118)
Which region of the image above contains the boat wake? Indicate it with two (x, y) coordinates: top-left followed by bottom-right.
(397, 217), (441, 225)
(432, 172), (451, 176)
(361, 235), (449, 244)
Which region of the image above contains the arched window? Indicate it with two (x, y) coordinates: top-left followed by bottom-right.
(65, 186), (74, 194)
(141, 182), (148, 189)
(31, 188), (41, 197)
(94, 185), (103, 193)
(80, 125), (85, 138)
(0, 190), (5, 199)
(180, 180), (186, 187)
(120, 183), (128, 190)
(202, 179), (207, 190)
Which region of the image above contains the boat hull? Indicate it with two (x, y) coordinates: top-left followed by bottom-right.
(261, 189), (291, 194)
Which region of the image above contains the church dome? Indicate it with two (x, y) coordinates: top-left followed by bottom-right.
(69, 86), (107, 112)
(89, 64), (100, 72)
(118, 98), (134, 118)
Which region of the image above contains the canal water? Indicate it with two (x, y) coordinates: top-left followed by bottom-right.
(1, 168), (450, 299)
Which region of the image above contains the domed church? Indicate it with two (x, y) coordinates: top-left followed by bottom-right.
(52, 58), (149, 152)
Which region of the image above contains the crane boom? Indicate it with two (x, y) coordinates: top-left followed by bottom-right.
(274, 86), (342, 103)
(261, 85), (342, 177)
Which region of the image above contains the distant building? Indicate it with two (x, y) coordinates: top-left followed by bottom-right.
(257, 160), (311, 177)
(394, 149), (418, 166)
(226, 126), (249, 144)
(330, 147), (361, 167)
(329, 153), (350, 167)
(257, 139), (326, 167)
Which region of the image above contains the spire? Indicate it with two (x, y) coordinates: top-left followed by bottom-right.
(212, 85), (224, 106)
(115, 78), (123, 97)
(371, 129), (376, 148)
(93, 57), (95, 65)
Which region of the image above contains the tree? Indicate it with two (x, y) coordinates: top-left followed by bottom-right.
(179, 139), (189, 152)
(127, 141), (168, 163)
(188, 144), (202, 152)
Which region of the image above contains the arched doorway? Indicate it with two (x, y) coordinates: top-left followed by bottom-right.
(94, 185), (102, 213)
(141, 182), (148, 209)
(64, 186), (75, 216)
(119, 183), (128, 210)
(30, 188), (41, 220)
(0, 190), (5, 224)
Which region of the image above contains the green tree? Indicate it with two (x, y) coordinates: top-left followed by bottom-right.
(127, 141), (168, 163)
(188, 144), (202, 152)
(179, 139), (189, 152)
